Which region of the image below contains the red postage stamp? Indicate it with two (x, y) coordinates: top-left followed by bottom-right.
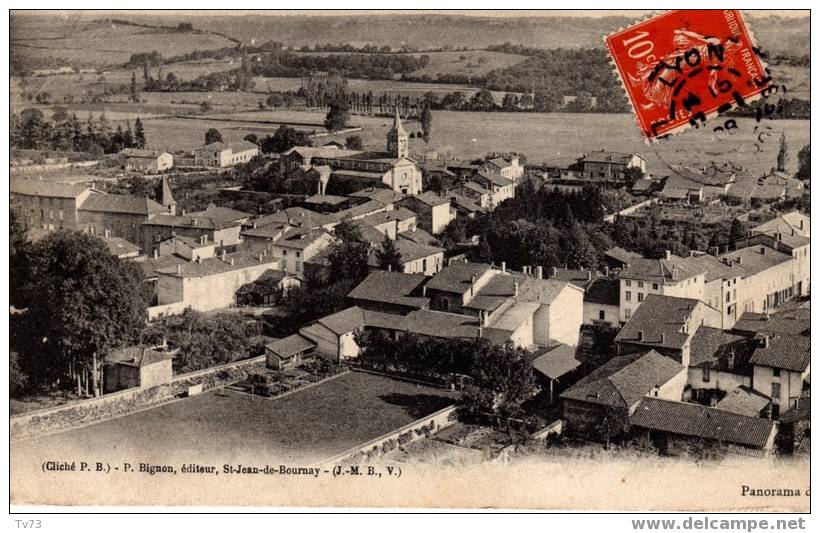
(605, 10), (773, 141)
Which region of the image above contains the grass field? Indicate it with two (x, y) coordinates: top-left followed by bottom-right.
(16, 372), (457, 462)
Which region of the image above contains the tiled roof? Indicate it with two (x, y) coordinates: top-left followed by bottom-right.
(604, 246), (643, 265)
(475, 170), (514, 188)
(79, 194), (166, 215)
(733, 309), (810, 336)
(106, 346), (171, 367)
(460, 181), (492, 195)
(619, 255), (704, 283)
(336, 200), (389, 220)
(397, 228), (437, 246)
(407, 191), (449, 207)
(485, 300), (540, 332)
(190, 204), (252, 224)
(281, 145), (361, 160)
(717, 245), (791, 277)
(779, 397), (810, 424)
(749, 333), (810, 372)
(560, 350), (683, 408)
(683, 253), (746, 282)
(425, 262), (492, 295)
(714, 386), (771, 417)
(305, 194), (349, 206)
(688, 326), (754, 374)
(273, 228), (332, 251)
(358, 207), (417, 227)
(630, 397), (776, 449)
(614, 294), (703, 350)
(120, 148), (169, 159)
(752, 211), (810, 238)
(102, 236), (141, 257)
(347, 271), (430, 310)
(530, 344), (580, 380)
(316, 306), (367, 335)
(394, 239), (444, 263)
(404, 309), (480, 339)
(141, 254), (187, 279)
(155, 250), (279, 279)
(265, 334), (315, 358)
(198, 140), (259, 153)
(449, 193), (486, 213)
(348, 188), (405, 206)
(11, 178), (91, 198)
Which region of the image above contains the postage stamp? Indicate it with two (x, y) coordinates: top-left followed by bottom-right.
(605, 10), (773, 141)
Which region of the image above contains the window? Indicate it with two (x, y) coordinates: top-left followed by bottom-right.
(625, 280), (632, 287)
(771, 382), (781, 401)
(702, 367), (710, 383)
(773, 368), (781, 378)
(726, 292), (731, 303)
(652, 283), (659, 290)
(638, 281), (644, 289)
(637, 293), (644, 302)
(599, 310), (606, 320)
(624, 308), (631, 319)
(625, 291), (632, 302)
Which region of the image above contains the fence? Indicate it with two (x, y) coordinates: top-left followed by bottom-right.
(11, 355), (267, 442)
(322, 405), (458, 465)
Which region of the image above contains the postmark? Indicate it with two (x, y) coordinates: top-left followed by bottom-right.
(605, 10), (773, 142)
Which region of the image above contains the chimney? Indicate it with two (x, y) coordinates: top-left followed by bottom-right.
(536, 266), (543, 279)
(665, 249), (672, 260)
(637, 330), (644, 341)
(422, 285), (427, 297)
(200, 235), (207, 245)
(221, 249), (227, 261)
(153, 249), (158, 259)
(736, 257), (742, 265)
(709, 246), (719, 256)
(551, 266), (558, 278)
(181, 209), (186, 216)
(759, 246), (766, 255)
(513, 281), (519, 296)
(727, 349), (736, 370)
(477, 326), (483, 338)
(761, 335), (770, 348)
(388, 264), (392, 272)
(660, 333), (665, 344)
(104, 228), (111, 238)
(230, 258), (235, 266)
(587, 271), (592, 281)
(604, 265), (610, 277)
(501, 261), (506, 274)
(192, 218), (198, 226)
(176, 264), (181, 275)
(258, 253), (264, 262)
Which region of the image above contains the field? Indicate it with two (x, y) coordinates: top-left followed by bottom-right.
(15, 372), (457, 463)
(11, 16), (237, 68)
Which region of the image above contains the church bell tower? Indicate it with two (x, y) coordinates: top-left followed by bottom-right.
(386, 107), (409, 159)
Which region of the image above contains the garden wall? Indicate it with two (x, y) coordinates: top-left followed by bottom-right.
(323, 405), (458, 465)
(11, 355), (267, 441)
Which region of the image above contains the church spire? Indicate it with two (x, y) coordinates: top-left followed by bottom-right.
(160, 176), (176, 215)
(386, 106), (408, 159)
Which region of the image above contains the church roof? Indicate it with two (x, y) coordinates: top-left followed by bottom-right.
(160, 176), (176, 207)
(390, 108), (407, 137)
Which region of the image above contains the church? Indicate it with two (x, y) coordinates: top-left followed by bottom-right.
(279, 109), (424, 196)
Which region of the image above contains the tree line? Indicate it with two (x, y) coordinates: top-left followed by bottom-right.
(11, 107), (147, 155)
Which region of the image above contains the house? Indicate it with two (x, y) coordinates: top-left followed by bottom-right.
(618, 251), (707, 322)
(573, 150), (646, 182)
(299, 306), (369, 361)
(733, 308), (810, 337)
(424, 262), (496, 315)
(265, 334), (316, 370)
(685, 326), (756, 404)
(100, 234), (143, 260)
(280, 110), (423, 195)
(751, 211), (810, 239)
(714, 387), (771, 418)
(236, 269), (300, 306)
(103, 346), (173, 393)
(120, 149), (173, 173)
(347, 271), (430, 314)
(629, 397), (778, 456)
(614, 294), (722, 366)
(748, 333), (810, 419)
(583, 277), (620, 326)
(141, 204), (251, 255)
(396, 192), (455, 234)
(472, 170), (516, 206)
(356, 207), (418, 239)
(560, 350), (686, 437)
(388, 238), (444, 276)
(158, 234), (217, 262)
(11, 178), (98, 232)
(268, 228), (335, 277)
(777, 397), (810, 455)
(151, 249), (282, 314)
(78, 194), (167, 246)
(659, 175), (704, 203)
(603, 246), (642, 271)
(484, 156), (525, 182)
(194, 140), (259, 167)
(721, 244), (798, 315)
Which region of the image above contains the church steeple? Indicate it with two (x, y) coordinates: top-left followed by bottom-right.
(386, 107), (408, 159)
(160, 176), (177, 216)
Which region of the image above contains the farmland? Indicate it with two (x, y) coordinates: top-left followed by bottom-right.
(15, 372), (457, 463)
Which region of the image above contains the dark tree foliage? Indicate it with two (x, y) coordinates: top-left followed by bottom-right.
(11, 231), (148, 395)
(796, 144), (810, 181)
(325, 96), (351, 132)
(260, 125), (313, 154)
(375, 235), (403, 272)
(345, 134), (364, 150)
(328, 219), (371, 284)
(205, 128), (223, 145)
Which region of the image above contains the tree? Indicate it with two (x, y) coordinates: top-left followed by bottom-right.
(345, 134), (363, 150)
(130, 71), (139, 103)
(13, 231), (148, 396)
(501, 93), (519, 111)
(133, 117), (146, 149)
(533, 88), (560, 113)
(729, 218), (747, 247)
(328, 218), (370, 283)
(469, 89), (496, 111)
(375, 235), (403, 272)
(420, 103), (433, 143)
(205, 128), (223, 145)
(796, 144), (810, 181)
(261, 124), (312, 154)
(243, 133), (259, 145)
(325, 96), (351, 132)
(777, 132), (789, 172)
(10, 351), (28, 398)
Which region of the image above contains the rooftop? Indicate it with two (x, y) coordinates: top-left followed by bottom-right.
(265, 334), (315, 358)
(347, 271), (430, 310)
(102, 236), (142, 257)
(403, 309), (480, 339)
(425, 262), (493, 295)
(714, 387), (771, 417)
(529, 344), (581, 380)
(79, 194), (166, 216)
(106, 346), (171, 367)
(749, 333), (810, 372)
(630, 397), (776, 449)
(11, 178), (92, 199)
(733, 309), (810, 336)
(155, 249), (280, 279)
(578, 150), (639, 165)
(614, 294), (705, 350)
(620, 254), (705, 283)
(688, 326), (754, 374)
(560, 350), (683, 408)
